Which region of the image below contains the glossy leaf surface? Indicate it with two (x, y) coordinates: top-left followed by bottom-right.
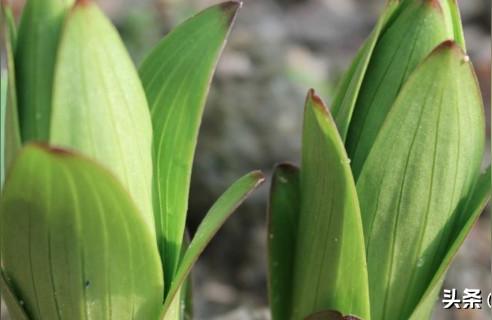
(268, 163), (300, 320)
(161, 171), (264, 318)
(0, 144), (163, 320)
(50, 1), (155, 232)
(139, 1), (240, 285)
(291, 91), (370, 320)
(15, 0), (74, 141)
(356, 42), (485, 320)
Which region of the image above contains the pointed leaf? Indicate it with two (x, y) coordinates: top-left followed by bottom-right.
(139, 1), (241, 285)
(409, 166), (491, 318)
(15, 0), (74, 141)
(161, 171), (264, 318)
(331, 0), (400, 140)
(0, 271), (29, 320)
(50, 0), (155, 233)
(268, 163), (300, 320)
(1, 144), (163, 319)
(291, 90), (370, 320)
(345, 1), (453, 178)
(356, 42), (485, 320)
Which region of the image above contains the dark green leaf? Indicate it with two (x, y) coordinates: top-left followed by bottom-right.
(304, 310), (361, 320)
(268, 163), (300, 320)
(161, 171), (264, 318)
(1, 144), (163, 319)
(356, 42), (485, 320)
(0, 271), (29, 320)
(15, 0), (74, 141)
(50, 1), (155, 233)
(139, 1), (241, 286)
(291, 90), (370, 320)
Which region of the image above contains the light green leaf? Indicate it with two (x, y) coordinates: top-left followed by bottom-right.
(345, 0), (453, 178)
(0, 271), (29, 320)
(291, 90), (370, 320)
(0, 144), (163, 319)
(268, 163), (300, 320)
(50, 1), (155, 233)
(139, 1), (241, 285)
(409, 166), (491, 319)
(440, 0), (466, 49)
(331, 0), (400, 140)
(161, 171), (265, 318)
(356, 41), (485, 320)
(1, 3), (21, 187)
(15, 0), (74, 141)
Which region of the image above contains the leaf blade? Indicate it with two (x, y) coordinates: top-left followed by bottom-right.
(50, 1), (155, 233)
(268, 163), (300, 320)
(356, 42), (485, 319)
(161, 171), (265, 318)
(1, 144), (163, 319)
(139, 1), (241, 286)
(291, 90), (370, 320)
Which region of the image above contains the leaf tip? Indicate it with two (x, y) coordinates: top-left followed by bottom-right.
(251, 170), (266, 187)
(307, 88), (330, 115)
(75, 0), (92, 6)
(219, 0), (242, 24)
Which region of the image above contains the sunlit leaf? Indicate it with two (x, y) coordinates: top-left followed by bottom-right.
(345, 1), (453, 178)
(0, 144), (163, 319)
(139, 1), (241, 286)
(268, 163), (300, 320)
(50, 0), (155, 232)
(161, 171), (264, 318)
(291, 90), (370, 320)
(15, 0), (74, 141)
(356, 41), (485, 320)
(409, 166), (491, 318)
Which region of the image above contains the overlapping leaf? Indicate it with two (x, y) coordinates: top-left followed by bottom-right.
(290, 91), (370, 320)
(0, 144), (163, 319)
(15, 0), (74, 141)
(356, 42), (485, 320)
(268, 163), (300, 320)
(1, 3), (21, 187)
(139, 1), (241, 286)
(50, 1), (155, 232)
(344, 0), (453, 177)
(160, 171), (264, 319)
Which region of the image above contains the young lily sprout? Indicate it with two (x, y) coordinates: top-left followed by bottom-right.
(268, 1), (490, 319)
(0, 0), (264, 319)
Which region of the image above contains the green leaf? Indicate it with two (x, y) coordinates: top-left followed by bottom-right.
(160, 171), (265, 318)
(0, 271), (29, 320)
(409, 166), (491, 319)
(268, 163), (300, 320)
(356, 41), (485, 320)
(1, 3), (21, 187)
(291, 90), (370, 320)
(0, 144), (164, 319)
(331, 0), (400, 141)
(440, 0), (466, 49)
(15, 0), (74, 141)
(139, 1), (241, 286)
(345, 0), (453, 178)
(50, 1), (155, 233)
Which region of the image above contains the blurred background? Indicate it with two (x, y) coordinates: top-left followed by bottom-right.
(4, 0), (492, 319)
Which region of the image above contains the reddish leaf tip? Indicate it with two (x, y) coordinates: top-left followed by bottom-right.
(75, 0), (91, 6)
(219, 0), (242, 24)
(30, 143), (75, 157)
(307, 88), (329, 114)
(432, 40), (466, 57)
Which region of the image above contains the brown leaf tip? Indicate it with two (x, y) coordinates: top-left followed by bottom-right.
(425, 0), (442, 10)
(251, 170), (266, 186)
(432, 40), (466, 57)
(307, 88), (329, 114)
(32, 143), (74, 157)
(219, 1), (242, 23)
